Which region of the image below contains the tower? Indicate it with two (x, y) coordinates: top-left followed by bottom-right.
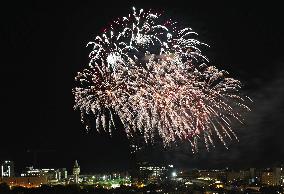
(72, 160), (80, 183)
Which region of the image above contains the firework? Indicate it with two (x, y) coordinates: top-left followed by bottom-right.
(73, 7), (251, 152)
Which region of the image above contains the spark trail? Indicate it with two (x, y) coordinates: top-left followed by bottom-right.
(73, 7), (251, 152)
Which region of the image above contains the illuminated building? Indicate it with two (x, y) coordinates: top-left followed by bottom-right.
(0, 160), (15, 177)
(139, 165), (166, 178)
(198, 169), (226, 181)
(20, 166), (66, 183)
(261, 171), (274, 185)
(211, 180), (224, 189)
(21, 167), (56, 177)
(57, 168), (68, 180)
(280, 167), (284, 186)
(261, 168), (281, 186)
(73, 160), (80, 183)
(21, 166), (44, 177)
(137, 162), (174, 183)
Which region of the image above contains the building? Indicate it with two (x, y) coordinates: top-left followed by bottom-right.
(226, 169), (250, 183)
(274, 168), (281, 185)
(20, 166), (66, 183)
(281, 167), (284, 186)
(21, 167), (56, 178)
(136, 162), (174, 183)
(57, 168), (68, 180)
(1, 160), (15, 177)
(21, 166), (44, 177)
(261, 168), (281, 186)
(261, 171), (274, 185)
(198, 169), (226, 181)
(73, 160), (80, 183)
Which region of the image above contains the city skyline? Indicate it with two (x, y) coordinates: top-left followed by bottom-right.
(1, 159), (284, 193)
(1, 0), (284, 173)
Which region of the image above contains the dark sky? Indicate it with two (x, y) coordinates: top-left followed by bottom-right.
(1, 0), (284, 174)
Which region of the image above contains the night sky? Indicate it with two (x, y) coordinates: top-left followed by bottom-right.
(1, 1), (284, 174)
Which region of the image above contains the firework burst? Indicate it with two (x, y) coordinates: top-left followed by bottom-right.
(73, 7), (251, 152)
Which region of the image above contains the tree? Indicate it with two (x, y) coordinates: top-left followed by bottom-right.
(0, 182), (10, 193)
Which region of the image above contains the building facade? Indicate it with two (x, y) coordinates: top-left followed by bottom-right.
(261, 168), (281, 186)
(73, 160), (80, 183)
(1, 160), (15, 177)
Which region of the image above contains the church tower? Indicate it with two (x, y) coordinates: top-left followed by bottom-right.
(72, 160), (80, 183)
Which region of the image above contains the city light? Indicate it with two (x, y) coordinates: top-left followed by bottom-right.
(0, 159), (283, 193)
